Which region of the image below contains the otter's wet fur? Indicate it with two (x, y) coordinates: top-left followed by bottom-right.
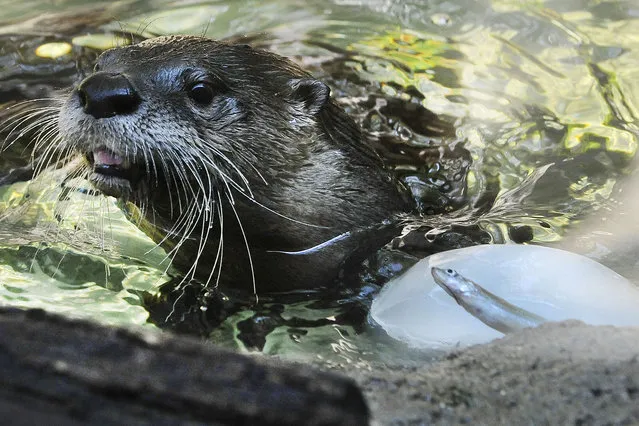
(8, 35), (413, 294)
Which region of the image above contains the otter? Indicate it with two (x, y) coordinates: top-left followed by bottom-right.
(48, 35), (413, 294)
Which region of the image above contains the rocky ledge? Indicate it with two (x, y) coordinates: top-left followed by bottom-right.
(333, 321), (639, 425)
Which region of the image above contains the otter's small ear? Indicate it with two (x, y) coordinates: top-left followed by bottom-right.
(287, 78), (330, 115)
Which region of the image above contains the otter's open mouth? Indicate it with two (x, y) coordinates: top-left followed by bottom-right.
(86, 148), (143, 198)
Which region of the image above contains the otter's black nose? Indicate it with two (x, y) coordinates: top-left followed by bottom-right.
(77, 72), (141, 119)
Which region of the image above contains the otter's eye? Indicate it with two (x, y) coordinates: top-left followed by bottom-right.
(189, 82), (215, 106)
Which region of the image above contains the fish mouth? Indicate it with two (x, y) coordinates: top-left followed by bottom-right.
(85, 147), (144, 198)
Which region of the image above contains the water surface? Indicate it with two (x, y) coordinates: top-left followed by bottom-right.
(0, 0), (637, 366)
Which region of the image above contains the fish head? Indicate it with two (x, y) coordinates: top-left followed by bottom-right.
(430, 266), (475, 302)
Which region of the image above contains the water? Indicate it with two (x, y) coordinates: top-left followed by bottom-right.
(0, 0), (637, 367)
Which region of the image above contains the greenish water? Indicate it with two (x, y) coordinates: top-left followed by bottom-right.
(0, 0), (638, 365)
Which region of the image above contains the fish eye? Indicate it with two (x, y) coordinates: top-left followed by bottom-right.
(188, 82), (215, 106)
(446, 268), (455, 274)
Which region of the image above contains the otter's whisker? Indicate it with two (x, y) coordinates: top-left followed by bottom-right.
(172, 172), (216, 282)
(233, 148), (269, 186)
(0, 106), (56, 138)
(24, 167), (93, 276)
(169, 146), (208, 205)
(162, 216), (201, 279)
(1, 107), (59, 151)
(155, 191), (204, 267)
(193, 141), (325, 230)
(225, 190), (257, 299)
(31, 118), (61, 157)
(50, 169), (95, 246)
(235, 188), (327, 229)
(4, 98), (60, 110)
(33, 127), (63, 165)
(165, 280), (188, 323)
(192, 143), (251, 198)
(155, 151), (180, 215)
(204, 144), (254, 194)
(186, 167), (219, 288)
(211, 189), (225, 289)
(33, 134), (75, 178)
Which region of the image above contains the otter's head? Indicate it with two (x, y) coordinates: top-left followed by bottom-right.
(50, 35), (409, 291)
(57, 35), (336, 206)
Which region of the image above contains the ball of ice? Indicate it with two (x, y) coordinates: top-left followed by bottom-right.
(370, 244), (639, 349)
